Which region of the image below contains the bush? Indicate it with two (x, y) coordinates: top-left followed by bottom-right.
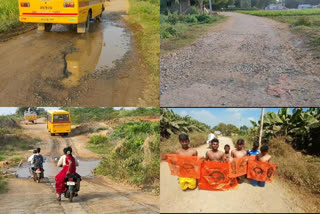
(167, 12), (180, 25)
(89, 135), (109, 145)
(196, 12), (216, 23)
(95, 121), (160, 191)
(186, 6), (201, 15)
(295, 16), (311, 26)
(184, 15), (198, 23)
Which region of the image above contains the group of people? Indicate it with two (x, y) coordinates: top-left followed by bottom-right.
(175, 133), (272, 190)
(28, 146), (81, 201)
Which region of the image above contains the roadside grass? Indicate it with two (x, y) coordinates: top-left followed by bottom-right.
(160, 13), (226, 55)
(0, 174), (8, 193)
(0, 124), (40, 193)
(88, 121), (160, 193)
(0, 134), (41, 167)
(0, 0), (22, 33)
(160, 132), (208, 159)
(127, 0), (160, 100)
(237, 8), (320, 16)
(268, 137), (320, 194)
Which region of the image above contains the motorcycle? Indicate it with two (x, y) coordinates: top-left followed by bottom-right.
(64, 174), (81, 202)
(32, 167), (43, 183)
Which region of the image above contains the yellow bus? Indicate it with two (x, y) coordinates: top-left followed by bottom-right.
(18, 0), (106, 33)
(47, 110), (71, 136)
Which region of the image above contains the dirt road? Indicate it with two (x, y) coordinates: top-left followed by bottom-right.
(0, 0), (157, 106)
(160, 12), (320, 107)
(160, 136), (305, 213)
(0, 118), (159, 214)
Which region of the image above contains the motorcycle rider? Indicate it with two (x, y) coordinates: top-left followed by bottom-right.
(28, 149), (37, 178)
(33, 148), (44, 178)
(56, 147), (81, 200)
(57, 147), (79, 168)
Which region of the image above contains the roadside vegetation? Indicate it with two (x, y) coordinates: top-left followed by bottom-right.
(160, 7), (225, 54)
(0, 116), (41, 193)
(62, 107), (160, 124)
(160, 108), (210, 157)
(88, 121), (160, 193)
(237, 9), (320, 47)
(0, 0), (21, 33)
(127, 0), (160, 100)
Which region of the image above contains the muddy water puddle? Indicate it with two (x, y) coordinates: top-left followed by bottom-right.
(15, 156), (100, 179)
(62, 19), (131, 88)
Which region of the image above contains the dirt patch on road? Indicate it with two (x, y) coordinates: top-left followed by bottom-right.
(160, 12), (320, 107)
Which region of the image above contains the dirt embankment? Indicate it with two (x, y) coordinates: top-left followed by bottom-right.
(160, 12), (320, 107)
(0, 117), (159, 213)
(160, 136), (309, 213)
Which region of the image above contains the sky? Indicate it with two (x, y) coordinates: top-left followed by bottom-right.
(169, 108), (297, 128)
(0, 107), (137, 116)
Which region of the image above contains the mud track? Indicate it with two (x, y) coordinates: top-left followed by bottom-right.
(0, 0), (157, 106)
(160, 12), (320, 107)
(0, 118), (159, 213)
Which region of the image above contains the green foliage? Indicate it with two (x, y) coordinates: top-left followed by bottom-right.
(94, 121), (160, 190)
(212, 122), (239, 136)
(0, 0), (22, 33)
(128, 0), (160, 78)
(160, 11), (223, 39)
(250, 108), (320, 155)
(295, 16), (312, 26)
(16, 107), (47, 116)
(237, 8), (320, 17)
(89, 135), (109, 145)
(61, 107), (160, 124)
(0, 174), (8, 193)
(160, 108), (210, 138)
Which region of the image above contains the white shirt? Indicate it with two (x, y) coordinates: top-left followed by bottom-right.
(206, 133), (216, 144)
(28, 154), (35, 164)
(57, 155), (79, 167)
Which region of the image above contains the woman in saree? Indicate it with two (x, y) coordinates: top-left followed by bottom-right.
(55, 147), (76, 201)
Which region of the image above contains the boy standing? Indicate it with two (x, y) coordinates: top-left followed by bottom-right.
(175, 134), (198, 190)
(252, 145), (272, 187)
(231, 139), (247, 183)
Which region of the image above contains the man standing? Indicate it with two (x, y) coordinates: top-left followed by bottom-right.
(205, 138), (224, 162)
(231, 139), (247, 183)
(175, 134), (198, 191)
(252, 145), (272, 187)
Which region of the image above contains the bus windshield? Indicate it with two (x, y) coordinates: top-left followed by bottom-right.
(53, 114), (70, 123)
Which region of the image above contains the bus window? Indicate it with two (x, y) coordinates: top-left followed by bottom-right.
(53, 114), (70, 123)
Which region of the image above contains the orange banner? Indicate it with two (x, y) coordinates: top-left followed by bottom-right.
(198, 161), (238, 191)
(247, 160), (277, 182)
(229, 156), (249, 178)
(166, 154), (202, 179)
